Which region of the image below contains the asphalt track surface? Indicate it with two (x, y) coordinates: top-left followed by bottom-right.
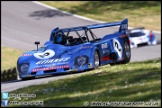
(1, 1), (161, 92)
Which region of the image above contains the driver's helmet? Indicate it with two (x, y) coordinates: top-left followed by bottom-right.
(54, 33), (67, 45)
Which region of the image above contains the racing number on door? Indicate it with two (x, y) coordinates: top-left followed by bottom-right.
(115, 42), (121, 51)
(34, 49), (55, 59)
(113, 39), (122, 59)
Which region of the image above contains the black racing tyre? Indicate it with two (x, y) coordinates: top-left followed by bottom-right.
(121, 38), (131, 64)
(94, 50), (100, 69)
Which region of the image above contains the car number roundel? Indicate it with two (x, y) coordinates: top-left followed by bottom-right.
(113, 39), (122, 58)
(34, 49), (55, 59)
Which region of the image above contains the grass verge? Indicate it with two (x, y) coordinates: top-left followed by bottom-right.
(40, 1), (161, 31)
(8, 58), (161, 107)
(1, 46), (25, 71)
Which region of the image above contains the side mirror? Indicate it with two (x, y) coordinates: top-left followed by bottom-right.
(35, 41), (40, 51)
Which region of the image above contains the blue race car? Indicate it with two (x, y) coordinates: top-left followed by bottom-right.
(17, 18), (131, 80)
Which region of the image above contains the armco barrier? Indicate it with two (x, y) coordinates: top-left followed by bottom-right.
(1, 67), (18, 82)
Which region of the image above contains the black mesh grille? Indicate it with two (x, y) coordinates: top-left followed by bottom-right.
(44, 69), (57, 73)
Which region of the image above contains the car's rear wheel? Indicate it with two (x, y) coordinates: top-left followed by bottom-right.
(121, 38), (131, 63)
(110, 38), (131, 65)
(94, 50), (100, 69)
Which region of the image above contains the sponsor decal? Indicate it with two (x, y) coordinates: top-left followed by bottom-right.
(82, 46), (92, 49)
(101, 43), (108, 49)
(74, 55), (88, 67)
(113, 39), (123, 59)
(36, 57), (70, 65)
(120, 57), (123, 60)
(121, 24), (128, 30)
(22, 54), (32, 56)
(34, 49), (55, 59)
(32, 65), (69, 72)
(100, 55), (111, 61)
(34, 62), (69, 68)
(102, 49), (110, 55)
(119, 34), (127, 38)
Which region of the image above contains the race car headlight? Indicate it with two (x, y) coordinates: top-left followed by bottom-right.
(20, 64), (29, 73)
(75, 55), (88, 66)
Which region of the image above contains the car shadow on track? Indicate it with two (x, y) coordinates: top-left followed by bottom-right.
(29, 9), (71, 20)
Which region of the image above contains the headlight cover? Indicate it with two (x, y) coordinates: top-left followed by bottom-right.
(20, 63), (29, 74)
(74, 55), (88, 67)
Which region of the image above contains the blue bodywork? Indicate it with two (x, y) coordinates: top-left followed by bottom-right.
(17, 18), (130, 79)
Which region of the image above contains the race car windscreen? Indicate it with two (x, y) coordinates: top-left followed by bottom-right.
(129, 32), (145, 37)
(32, 46), (46, 51)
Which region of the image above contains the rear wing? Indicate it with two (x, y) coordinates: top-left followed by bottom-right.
(50, 18), (128, 40)
(58, 18), (128, 32)
(87, 18), (128, 33)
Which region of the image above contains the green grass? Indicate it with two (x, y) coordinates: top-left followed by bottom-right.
(41, 1), (161, 31)
(8, 58), (161, 107)
(1, 46), (25, 71)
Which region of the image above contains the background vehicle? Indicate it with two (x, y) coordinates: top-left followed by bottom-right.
(128, 27), (157, 48)
(17, 18), (131, 80)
